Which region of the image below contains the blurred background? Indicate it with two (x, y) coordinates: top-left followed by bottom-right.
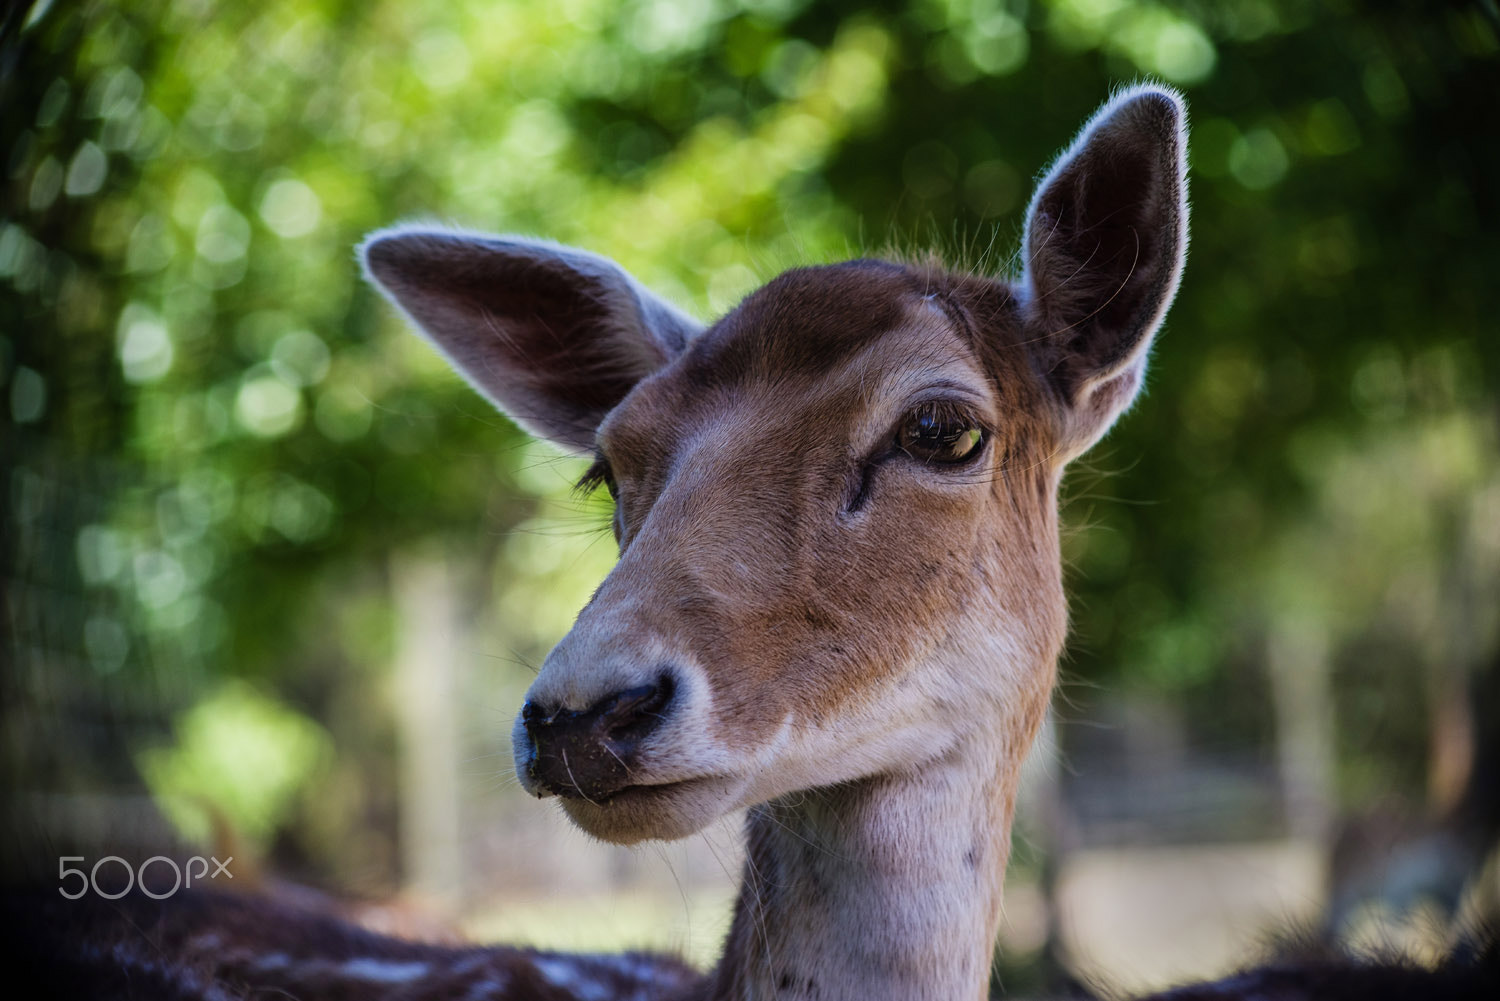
(2, 0), (1497, 995)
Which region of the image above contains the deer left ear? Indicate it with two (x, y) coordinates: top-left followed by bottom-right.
(1022, 84), (1188, 462)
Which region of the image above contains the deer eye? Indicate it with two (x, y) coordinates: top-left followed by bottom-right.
(896, 404), (986, 465)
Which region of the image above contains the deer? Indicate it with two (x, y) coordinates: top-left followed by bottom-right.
(353, 82), (1190, 1001)
(8, 84), (1492, 1001)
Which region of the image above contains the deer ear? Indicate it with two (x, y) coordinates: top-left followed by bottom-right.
(1022, 85), (1188, 462)
(360, 229), (702, 452)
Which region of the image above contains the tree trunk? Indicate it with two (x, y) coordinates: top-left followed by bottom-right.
(1267, 621), (1335, 844)
(392, 549), (465, 906)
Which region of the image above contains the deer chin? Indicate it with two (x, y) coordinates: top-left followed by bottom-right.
(558, 772), (746, 844)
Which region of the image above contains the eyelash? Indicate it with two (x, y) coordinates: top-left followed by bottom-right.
(575, 456), (617, 499)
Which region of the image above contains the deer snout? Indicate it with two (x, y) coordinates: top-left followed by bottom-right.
(519, 673), (675, 800)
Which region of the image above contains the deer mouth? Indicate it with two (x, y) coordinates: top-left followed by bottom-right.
(553, 775), (700, 804)
(557, 772), (744, 843)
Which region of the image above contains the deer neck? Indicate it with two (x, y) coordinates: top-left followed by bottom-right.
(707, 726), (1029, 1001)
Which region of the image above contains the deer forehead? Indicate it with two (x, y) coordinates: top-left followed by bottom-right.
(595, 263), (1030, 480)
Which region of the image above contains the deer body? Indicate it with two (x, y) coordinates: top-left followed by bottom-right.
(7, 87), (1194, 1001)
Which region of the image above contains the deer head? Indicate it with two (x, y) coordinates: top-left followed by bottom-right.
(362, 86), (1188, 855)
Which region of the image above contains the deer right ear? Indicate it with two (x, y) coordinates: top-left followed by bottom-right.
(1022, 85), (1189, 463)
(360, 229), (702, 453)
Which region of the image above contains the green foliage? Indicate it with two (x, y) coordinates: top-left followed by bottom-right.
(138, 681), (332, 845)
(3, 0), (1497, 875)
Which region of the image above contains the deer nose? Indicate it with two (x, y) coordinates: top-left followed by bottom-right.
(521, 674), (675, 800)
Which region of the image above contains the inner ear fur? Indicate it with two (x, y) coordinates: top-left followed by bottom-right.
(361, 228), (702, 453)
(1021, 84), (1189, 457)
